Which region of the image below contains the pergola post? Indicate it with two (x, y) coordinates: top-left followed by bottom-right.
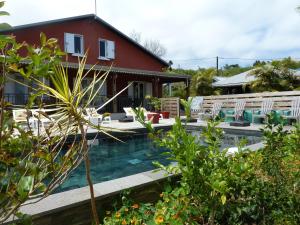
(185, 78), (190, 99)
(112, 73), (118, 112)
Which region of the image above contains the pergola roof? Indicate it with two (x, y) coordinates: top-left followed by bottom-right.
(61, 62), (191, 80)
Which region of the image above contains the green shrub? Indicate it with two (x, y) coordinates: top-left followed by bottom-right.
(103, 116), (300, 225)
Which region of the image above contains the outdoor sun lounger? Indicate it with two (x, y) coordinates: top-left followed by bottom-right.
(31, 109), (54, 128)
(225, 99), (246, 121)
(252, 99), (274, 124)
(282, 97), (300, 123)
(201, 101), (223, 120)
(85, 107), (111, 125)
(13, 109), (36, 128)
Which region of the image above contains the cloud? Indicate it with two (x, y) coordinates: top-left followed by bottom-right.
(3, 0), (300, 69)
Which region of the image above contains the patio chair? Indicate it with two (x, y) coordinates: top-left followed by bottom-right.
(225, 99), (246, 121)
(252, 99), (274, 124)
(31, 109), (53, 128)
(282, 97), (300, 123)
(85, 107), (111, 125)
(201, 101), (223, 120)
(189, 96), (203, 113)
(13, 109), (36, 128)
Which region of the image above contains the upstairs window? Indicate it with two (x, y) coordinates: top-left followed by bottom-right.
(64, 33), (84, 55)
(99, 39), (115, 60)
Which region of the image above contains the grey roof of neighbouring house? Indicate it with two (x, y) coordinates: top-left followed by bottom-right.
(212, 70), (256, 87)
(213, 68), (300, 87)
(1, 14), (170, 67)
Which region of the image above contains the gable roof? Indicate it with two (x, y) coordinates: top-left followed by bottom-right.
(1, 14), (170, 67)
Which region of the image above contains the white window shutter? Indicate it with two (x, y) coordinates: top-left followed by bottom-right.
(107, 40), (115, 59)
(128, 82), (134, 97)
(145, 82), (153, 96)
(64, 33), (75, 53)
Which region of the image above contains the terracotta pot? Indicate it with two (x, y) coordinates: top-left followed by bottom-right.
(161, 111), (170, 119)
(147, 113), (160, 124)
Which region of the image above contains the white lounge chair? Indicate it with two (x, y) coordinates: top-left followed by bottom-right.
(85, 107), (111, 125)
(13, 109), (36, 128)
(202, 101), (223, 120)
(225, 99), (246, 121)
(282, 97), (300, 123)
(31, 109), (53, 128)
(252, 99), (274, 124)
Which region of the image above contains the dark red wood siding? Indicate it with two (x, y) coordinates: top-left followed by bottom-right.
(10, 18), (166, 71)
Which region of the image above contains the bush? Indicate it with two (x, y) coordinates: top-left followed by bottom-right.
(103, 117), (300, 225)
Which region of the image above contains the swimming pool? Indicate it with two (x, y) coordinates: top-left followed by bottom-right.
(57, 129), (262, 192)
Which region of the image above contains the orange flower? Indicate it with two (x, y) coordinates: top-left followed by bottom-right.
(131, 203), (139, 209)
(122, 219), (127, 225)
(155, 215), (164, 224)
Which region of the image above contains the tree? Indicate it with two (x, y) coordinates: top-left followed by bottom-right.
(191, 68), (220, 96)
(129, 30), (167, 57)
(249, 64), (297, 92)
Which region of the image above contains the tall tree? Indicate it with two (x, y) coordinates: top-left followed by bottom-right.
(129, 30), (167, 57)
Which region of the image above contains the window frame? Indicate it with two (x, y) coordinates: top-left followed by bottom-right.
(73, 34), (84, 56)
(98, 38), (115, 60)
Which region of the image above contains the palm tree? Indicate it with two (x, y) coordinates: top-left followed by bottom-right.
(248, 64), (296, 92)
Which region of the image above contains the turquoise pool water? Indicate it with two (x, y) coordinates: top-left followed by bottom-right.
(58, 130), (262, 192)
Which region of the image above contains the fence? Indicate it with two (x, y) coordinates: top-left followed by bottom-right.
(160, 97), (180, 118)
(202, 91), (300, 111)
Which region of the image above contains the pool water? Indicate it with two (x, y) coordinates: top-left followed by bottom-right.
(57, 130), (262, 192)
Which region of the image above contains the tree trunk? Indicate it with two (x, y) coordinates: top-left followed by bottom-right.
(80, 124), (100, 225)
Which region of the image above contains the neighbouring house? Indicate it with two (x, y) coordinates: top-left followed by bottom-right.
(2, 14), (190, 112)
(213, 69), (300, 94)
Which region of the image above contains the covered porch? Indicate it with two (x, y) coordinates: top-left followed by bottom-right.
(4, 63), (191, 113)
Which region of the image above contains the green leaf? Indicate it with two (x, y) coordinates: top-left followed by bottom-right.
(0, 22), (11, 30)
(17, 176), (34, 200)
(0, 1), (5, 8)
(0, 11), (9, 16)
(221, 195), (226, 205)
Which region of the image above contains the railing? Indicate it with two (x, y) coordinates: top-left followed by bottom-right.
(4, 93), (151, 113)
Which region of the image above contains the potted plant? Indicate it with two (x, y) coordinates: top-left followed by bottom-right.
(146, 96), (170, 119)
(147, 112), (160, 124)
(180, 98), (197, 123)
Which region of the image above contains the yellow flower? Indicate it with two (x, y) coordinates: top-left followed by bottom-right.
(122, 219), (127, 225)
(131, 203), (139, 209)
(155, 215), (164, 224)
(124, 208), (129, 212)
(131, 216), (137, 224)
(115, 212), (121, 218)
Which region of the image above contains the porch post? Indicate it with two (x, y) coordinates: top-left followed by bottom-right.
(185, 78), (190, 99)
(112, 73), (118, 112)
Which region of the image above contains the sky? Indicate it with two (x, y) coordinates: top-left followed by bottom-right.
(3, 0), (300, 69)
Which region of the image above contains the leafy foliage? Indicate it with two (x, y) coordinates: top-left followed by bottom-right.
(249, 64), (297, 92)
(104, 112), (299, 224)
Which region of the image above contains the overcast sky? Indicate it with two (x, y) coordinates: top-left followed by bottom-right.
(3, 0), (300, 69)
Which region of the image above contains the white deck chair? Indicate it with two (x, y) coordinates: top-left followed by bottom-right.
(13, 109), (36, 128)
(225, 99), (246, 121)
(282, 97), (300, 123)
(31, 109), (53, 128)
(252, 99), (274, 123)
(203, 101), (223, 119)
(189, 96), (203, 114)
(123, 107), (137, 121)
(85, 107), (111, 125)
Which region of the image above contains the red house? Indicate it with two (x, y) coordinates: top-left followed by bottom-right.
(3, 14), (190, 112)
